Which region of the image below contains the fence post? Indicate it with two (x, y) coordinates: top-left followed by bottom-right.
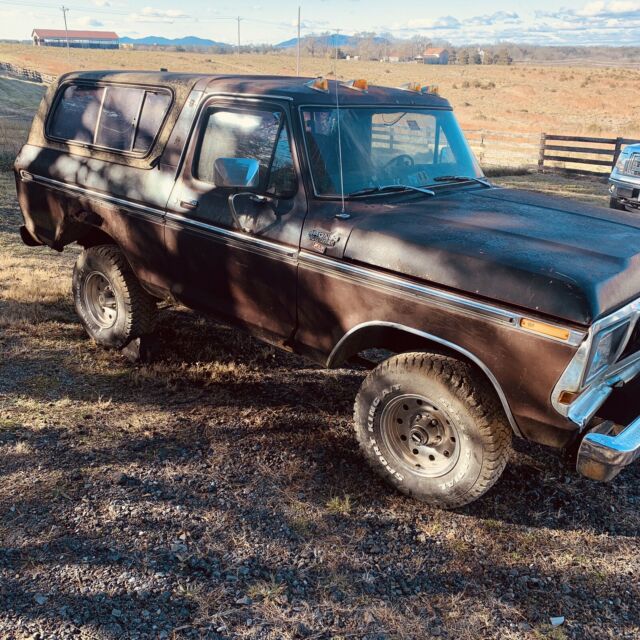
(538, 132), (546, 173)
(613, 137), (623, 170)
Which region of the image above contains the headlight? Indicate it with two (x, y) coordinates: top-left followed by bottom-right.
(584, 321), (630, 383)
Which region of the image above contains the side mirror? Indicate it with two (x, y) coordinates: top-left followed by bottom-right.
(213, 157), (260, 189)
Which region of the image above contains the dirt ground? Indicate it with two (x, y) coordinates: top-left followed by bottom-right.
(0, 167), (638, 640)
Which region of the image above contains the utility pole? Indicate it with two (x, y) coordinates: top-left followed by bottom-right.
(296, 6), (301, 76)
(61, 5), (70, 61)
(236, 16), (241, 56)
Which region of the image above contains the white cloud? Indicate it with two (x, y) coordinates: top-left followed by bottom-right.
(387, 1), (640, 45)
(77, 16), (105, 27)
(139, 7), (190, 19)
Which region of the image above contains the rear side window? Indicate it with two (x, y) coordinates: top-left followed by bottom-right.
(48, 85), (105, 144)
(48, 83), (172, 155)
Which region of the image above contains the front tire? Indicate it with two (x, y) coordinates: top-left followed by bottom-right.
(354, 352), (511, 508)
(72, 245), (157, 349)
(610, 196), (627, 211)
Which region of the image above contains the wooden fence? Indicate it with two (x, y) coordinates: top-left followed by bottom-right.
(538, 134), (640, 177)
(372, 124), (640, 178)
(0, 62), (56, 85)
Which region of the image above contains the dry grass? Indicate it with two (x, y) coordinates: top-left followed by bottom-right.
(2, 43), (640, 142)
(0, 77), (45, 169)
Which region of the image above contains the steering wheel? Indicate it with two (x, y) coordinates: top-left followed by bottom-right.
(384, 154), (415, 170)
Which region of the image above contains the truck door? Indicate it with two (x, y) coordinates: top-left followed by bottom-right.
(165, 97), (307, 347)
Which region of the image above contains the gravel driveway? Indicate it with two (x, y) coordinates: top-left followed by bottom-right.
(1, 172), (638, 639)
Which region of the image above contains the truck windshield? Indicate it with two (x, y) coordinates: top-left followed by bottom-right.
(301, 107), (482, 197)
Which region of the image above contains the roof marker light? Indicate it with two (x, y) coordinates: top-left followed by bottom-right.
(342, 78), (369, 92)
(306, 77), (329, 93)
(398, 82), (439, 95)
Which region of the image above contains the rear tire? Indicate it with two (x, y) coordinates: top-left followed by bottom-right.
(72, 245), (157, 349)
(354, 352), (511, 508)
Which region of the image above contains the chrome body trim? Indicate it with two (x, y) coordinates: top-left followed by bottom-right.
(327, 320), (522, 437)
(300, 251), (585, 346)
(552, 296), (640, 427)
(164, 212), (297, 262)
(22, 168), (584, 348)
(24, 172), (166, 220)
(205, 91), (294, 102)
(577, 415), (640, 481)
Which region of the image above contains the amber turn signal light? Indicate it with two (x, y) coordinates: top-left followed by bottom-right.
(558, 390), (580, 405)
(342, 78), (369, 92)
(306, 77), (329, 93)
(520, 318), (571, 342)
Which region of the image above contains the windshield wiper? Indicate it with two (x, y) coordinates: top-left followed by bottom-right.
(348, 184), (436, 198)
(432, 175), (492, 187)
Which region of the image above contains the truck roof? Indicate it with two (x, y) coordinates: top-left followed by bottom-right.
(59, 70), (452, 109)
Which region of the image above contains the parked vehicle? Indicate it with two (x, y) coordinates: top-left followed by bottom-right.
(609, 143), (640, 211)
(15, 71), (640, 507)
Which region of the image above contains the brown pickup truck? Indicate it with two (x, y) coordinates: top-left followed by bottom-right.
(14, 71), (640, 507)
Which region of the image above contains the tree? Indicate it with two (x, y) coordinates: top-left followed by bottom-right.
(496, 48), (513, 65)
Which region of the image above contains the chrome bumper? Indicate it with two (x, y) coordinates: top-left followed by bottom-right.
(577, 416), (640, 481)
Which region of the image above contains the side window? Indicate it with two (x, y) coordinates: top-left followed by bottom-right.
(133, 91), (172, 152)
(195, 107), (296, 196)
(48, 83), (171, 154)
(95, 86), (143, 150)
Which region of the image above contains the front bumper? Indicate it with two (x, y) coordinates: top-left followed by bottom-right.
(577, 416), (640, 481)
(609, 175), (640, 207)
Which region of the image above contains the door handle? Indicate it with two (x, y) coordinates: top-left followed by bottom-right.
(179, 199), (199, 210)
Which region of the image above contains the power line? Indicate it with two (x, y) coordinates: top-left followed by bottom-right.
(60, 4), (70, 60)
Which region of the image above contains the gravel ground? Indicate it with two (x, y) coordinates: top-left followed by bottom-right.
(1, 171), (639, 640)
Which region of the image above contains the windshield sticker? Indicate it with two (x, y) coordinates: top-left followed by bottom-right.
(407, 120), (421, 131)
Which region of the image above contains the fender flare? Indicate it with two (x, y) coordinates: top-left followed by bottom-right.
(327, 320), (522, 437)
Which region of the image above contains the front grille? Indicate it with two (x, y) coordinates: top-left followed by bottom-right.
(628, 154), (640, 177)
(619, 322), (640, 362)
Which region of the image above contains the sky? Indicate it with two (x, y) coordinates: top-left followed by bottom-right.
(2, 0), (640, 46)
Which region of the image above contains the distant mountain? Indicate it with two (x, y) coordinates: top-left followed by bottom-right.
(276, 34), (355, 49)
(119, 35), (230, 47)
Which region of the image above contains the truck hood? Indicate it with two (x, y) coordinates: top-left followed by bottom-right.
(343, 187), (640, 325)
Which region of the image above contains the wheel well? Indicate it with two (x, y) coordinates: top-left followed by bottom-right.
(328, 322), (522, 436)
(76, 225), (117, 249)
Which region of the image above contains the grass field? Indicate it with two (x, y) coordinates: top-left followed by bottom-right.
(0, 76), (44, 169)
(2, 43), (640, 143)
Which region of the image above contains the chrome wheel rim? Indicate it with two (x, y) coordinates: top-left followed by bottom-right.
(83, 271), (118, 329)
(380, 394), (460, 477)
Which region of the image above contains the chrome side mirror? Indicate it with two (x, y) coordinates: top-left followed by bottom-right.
(213, 157), (260, 189)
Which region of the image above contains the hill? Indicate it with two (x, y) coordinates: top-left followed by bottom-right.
(276, 33), (387, 49)
(119, 35), (230, 48)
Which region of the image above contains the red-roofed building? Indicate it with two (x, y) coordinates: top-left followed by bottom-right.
(422, 48), (449, 65)
(32, 29), (120, 49)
